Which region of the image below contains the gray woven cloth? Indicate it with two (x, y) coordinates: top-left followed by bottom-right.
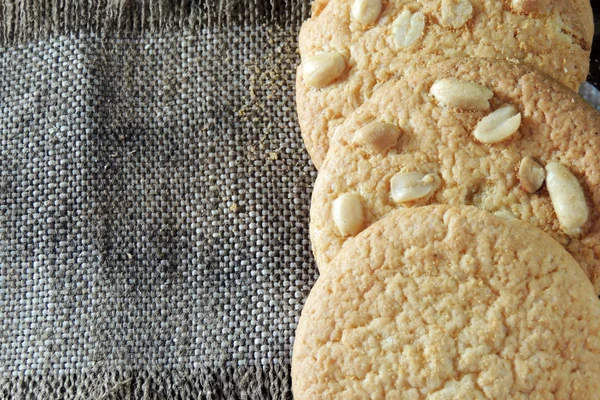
(0, 1), (316, 398)
(1, 1), (599, 399)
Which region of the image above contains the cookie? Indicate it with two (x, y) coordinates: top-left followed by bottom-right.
(310, 58), (600, 292)
(297, 0), (594, 168)
(294, 205), (600, 399)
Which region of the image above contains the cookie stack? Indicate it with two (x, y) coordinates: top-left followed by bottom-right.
(292, 0), (600, 398)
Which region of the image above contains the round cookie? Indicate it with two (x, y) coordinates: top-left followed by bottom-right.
(310, 58), (600, 292)
(294, 205), (600, 399)
(297, 0), (594, 168)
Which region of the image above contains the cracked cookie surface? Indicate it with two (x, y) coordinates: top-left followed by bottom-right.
(310, 58), (600, 293)
(297, 0), (594, 168)
(294, 205), (600, 399)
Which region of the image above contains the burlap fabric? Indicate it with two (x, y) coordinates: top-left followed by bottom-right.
(0, 1), (598, 399)
(0, 1), (317, 398)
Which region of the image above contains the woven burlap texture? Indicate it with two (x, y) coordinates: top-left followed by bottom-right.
(1, 1), (316, 398)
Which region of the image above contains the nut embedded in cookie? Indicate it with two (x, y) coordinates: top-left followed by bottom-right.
(473, 104), (522, 144)
(518, 157), (545, 193)
(430, 78), (493, 111)
(302, 52), (346, 88)
(352, 120), (401, 153)
(392, 9), (426, 48)
(351, 0), (382, 25)
(545, 162), (589, 236)
(390, 172), (437, 203)
(332, 193), (364, 236)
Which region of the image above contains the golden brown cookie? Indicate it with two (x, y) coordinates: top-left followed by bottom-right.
(294, 205), (600, 399)
(310, 58), (600, 292)
(297, 0), (594, 168)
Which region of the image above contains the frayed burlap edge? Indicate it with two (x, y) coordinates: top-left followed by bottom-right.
(0, 0), (311, 46)
(1, 364), (292, 399)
